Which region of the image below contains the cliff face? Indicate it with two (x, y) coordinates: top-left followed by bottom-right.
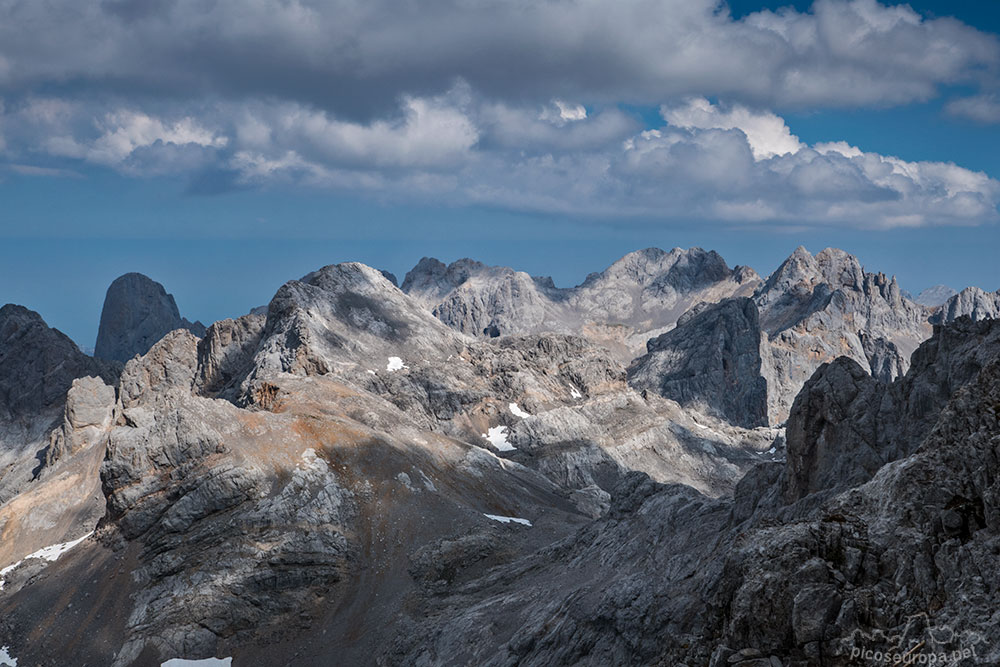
(94, 272), (206, 363)
(0, 260), (779, 665)
(0, 304), (118, 502)
(402, 247), (761, 361)
(753, 246), (932, 423)
(0, 252), (998, 667)
(627, 297), (769, 428)
(388, 318), (1000, 667)
(403, 247), (937, 427)
(932, 286), (1000, 324)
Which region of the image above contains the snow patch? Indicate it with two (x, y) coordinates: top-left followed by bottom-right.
(570, 386), (582, 399)
(482, 425), (515, 451)
(366, 369), (377, 375)
(508, 402), (531, 418)
(386, 356), (407, 372)
(767, 447), (776, 454)
(484, 513), (532, 526)
(0, 646), (16, 667)
(0, 531), (93, 590)
(161, 659), (233, 667)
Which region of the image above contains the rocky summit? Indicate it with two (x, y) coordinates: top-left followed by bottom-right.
(0, 247), (998, 667)
(95, 272), (206, 363)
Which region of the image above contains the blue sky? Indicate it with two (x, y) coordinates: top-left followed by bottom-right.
(1, 0), (999, 347)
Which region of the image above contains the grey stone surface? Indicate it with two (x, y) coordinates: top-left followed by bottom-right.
(386, 316), (1000, 667)
(932, 286), (1000, 324)
(195, 313), (266, 398)
(94, 272), (206, 363)
(0, 304), (118, 501)
(628, 297), (768, 428)
(402, 247), (761, 361)
(784, 315), (1000, 503)
(914, 284), (958, 307)
(754, 246), (932, 423)
(5, 258), (1000, 667)
(403, 246), (937, 426)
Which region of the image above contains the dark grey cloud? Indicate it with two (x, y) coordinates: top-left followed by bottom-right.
(0, 0), (997, 119)
(0, 1), (998, 228)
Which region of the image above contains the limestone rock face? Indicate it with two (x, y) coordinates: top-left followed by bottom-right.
(94, 272), (206, 362)
(627, 298), (768, 428)
(403, 246), (934, 427)
(858, 331), (905, 383)
(8, 257), (997, 667)
(388, 316), (1000, 667)
(0, 304), (117, 501)
(754, 246), (932, 423)
(248, 262), (465, 382)
(195, 313), (266, 398)
(785, 316), (1000, 503)
(46, 376), (116, 464)
(932, 285), (1000, 324)
(784, 357), (883, 502)
(402, 247), (761, 361)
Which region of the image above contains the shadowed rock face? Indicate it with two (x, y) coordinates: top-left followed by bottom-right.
(785, 316), (1000, 503)
(627, 298), (768, 428)
(94, 272), (206, 362)
(403, 246), (939, 427)
(0, 259), (783, 666)
(386, 317), (1000, 667)
(0, 304), (118, 501)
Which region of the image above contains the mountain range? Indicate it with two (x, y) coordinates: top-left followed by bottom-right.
(0, 246), (998, 666)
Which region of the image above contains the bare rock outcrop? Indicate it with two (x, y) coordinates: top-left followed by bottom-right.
(46, 376), (116, 465)
(932, 285), (1000, 324)
(0, 304), (117, 501)
(390, 316), (1000, 667)
(10, 256), (985, 667)
(94, 272), (206, 363)
(627, 297), (768, 428)
(784, 316), (1000, 503)
(402, 247), (761, 361)
(755, 246), (932, 423)
(195, 312), (266, 398)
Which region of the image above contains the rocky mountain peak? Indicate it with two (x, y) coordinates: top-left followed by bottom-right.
(915, 284), (958, 307)
(400, 257), (447, 292)
(401, 257), (497, 305)
(931, 285), (1000, 324)
(0, 304), (114, 422)
(94, 272), (206, 363)
(0, 303), (118, 502)
(627, 297), (768, 428)
(580, 246), (729, 289)
(757, 245), (820, 298)
(814, 247), (864, 290)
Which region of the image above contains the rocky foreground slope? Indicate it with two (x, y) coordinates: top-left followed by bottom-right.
(0, 249), (996, 666)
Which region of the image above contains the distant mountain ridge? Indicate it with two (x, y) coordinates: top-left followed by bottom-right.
(402, 247), (761, 360)
(403, 245), (938, 424)
(914, 284), (958, 307)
